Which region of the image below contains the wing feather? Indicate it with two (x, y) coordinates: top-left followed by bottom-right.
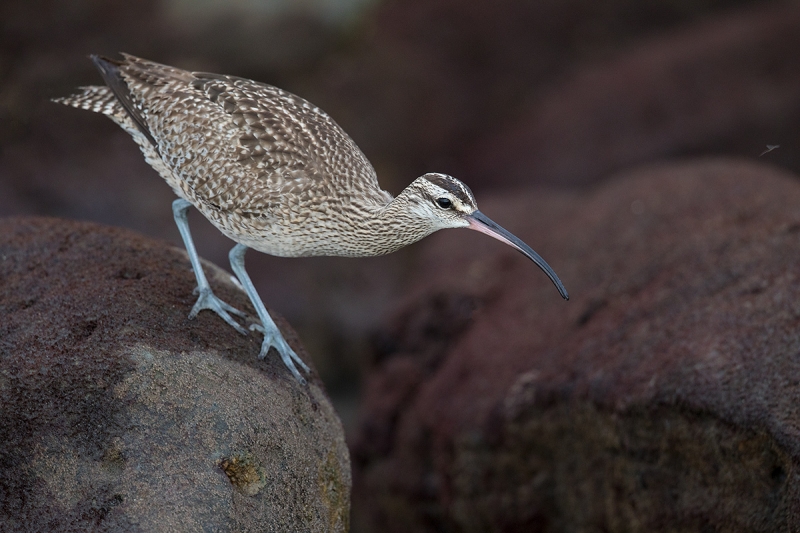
(112, 55), (387, 215)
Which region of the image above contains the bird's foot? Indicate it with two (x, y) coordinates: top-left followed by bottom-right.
(188, 287), (248, 335)
(252, 323), (310, 384)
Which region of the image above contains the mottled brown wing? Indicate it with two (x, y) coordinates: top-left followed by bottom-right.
(116, 54), (382, 216)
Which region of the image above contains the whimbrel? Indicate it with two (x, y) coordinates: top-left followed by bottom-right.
(55, 54), (569, 383)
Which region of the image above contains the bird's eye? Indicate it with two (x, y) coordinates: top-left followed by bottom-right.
(436, 197), (452, 209)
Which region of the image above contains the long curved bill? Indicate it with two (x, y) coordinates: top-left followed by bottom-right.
(467, 210), (569, 300)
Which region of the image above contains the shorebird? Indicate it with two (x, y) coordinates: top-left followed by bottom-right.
(55, 54), (569, 383)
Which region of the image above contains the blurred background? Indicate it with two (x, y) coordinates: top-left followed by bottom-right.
(2, 0), (799, 475)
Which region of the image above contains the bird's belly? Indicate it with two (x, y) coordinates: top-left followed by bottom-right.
(199, 207), (366, 258)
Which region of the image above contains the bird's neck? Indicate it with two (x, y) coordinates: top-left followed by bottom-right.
(351, 188), (436, 256)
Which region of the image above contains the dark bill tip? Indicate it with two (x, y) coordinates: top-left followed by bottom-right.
(467, 211), (569, 300)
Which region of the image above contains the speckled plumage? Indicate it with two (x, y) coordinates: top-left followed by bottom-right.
(55, 54), (454, 258)
(55, 54), (568, 381)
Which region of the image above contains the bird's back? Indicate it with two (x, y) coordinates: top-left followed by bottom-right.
(55, 54), (393, 256)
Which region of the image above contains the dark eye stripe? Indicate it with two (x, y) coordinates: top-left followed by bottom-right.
(424, 174), (474, 205)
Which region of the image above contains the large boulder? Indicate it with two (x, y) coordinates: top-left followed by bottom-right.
(352, 159), (800, 532)
(0, 217), (350, 532)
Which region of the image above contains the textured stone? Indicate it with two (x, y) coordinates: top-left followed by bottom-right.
(352, 159), (800, 532)
(0, 217), (350, 532)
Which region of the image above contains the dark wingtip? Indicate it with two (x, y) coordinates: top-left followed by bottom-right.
(90, 54), (122, 71)
(89, 53), (159, 150)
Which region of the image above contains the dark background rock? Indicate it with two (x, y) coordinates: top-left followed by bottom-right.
(351, 159), (800, 532)
(0, 217), (350, 532)
(467, 1), (800, 188)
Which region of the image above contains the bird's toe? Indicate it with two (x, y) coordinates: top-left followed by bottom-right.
(257, 330), (309, 383)
(188, 288), (248, 334)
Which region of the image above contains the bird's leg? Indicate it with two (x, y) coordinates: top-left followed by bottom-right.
(228, 243), (310, 383)
(172, 198), (248, 335)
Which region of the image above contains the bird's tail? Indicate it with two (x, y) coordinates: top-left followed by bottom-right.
(52, 85), (121, 116)
(53, 55), (159, 150)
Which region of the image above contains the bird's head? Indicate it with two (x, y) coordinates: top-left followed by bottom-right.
(402, 173), (569, 300)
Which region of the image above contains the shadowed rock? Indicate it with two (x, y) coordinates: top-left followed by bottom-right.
(468, 2), (800, 188)
(0, 217), (350, 532)
(352, 159), (800, 532)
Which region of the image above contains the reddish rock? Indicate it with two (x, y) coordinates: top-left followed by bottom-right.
(351, 159), (800, 532)
(0, 217), (350, 532)
(468, 1), (800, 188)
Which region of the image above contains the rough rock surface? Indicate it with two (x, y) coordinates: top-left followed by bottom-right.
(0, 217), (350, 532)
(352, 159), (800, 532)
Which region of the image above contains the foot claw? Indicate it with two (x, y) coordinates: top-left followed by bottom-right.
(188, 288), (248, 335)
(256, 324), (309, 383)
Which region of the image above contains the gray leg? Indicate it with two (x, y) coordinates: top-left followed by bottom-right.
(229, 243), (310, 383)
(172, 198), (247, 335)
